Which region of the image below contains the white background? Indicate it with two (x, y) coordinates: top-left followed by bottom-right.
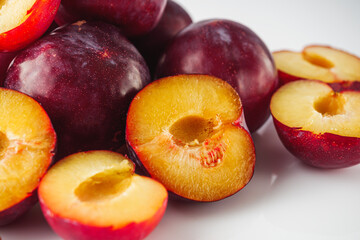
(1, 0), (360, 239)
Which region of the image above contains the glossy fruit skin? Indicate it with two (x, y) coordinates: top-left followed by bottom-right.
(5, 21), (151, 159)
(39, 193), (167, 240)
(55, 0), (167, 37)
(0, 0), (60, 52)
(155, 19), (278, 132)
(273, 117), (360, 169)
(132, 0), (192, 76)
(0, 52), (17, 85)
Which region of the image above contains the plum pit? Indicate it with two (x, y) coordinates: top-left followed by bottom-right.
(314, 92), (345, 116)
(75, 168), (132, 202)
(169, 115), (217, 146)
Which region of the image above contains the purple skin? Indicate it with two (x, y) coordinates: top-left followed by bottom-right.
(5, 21), (151, 160)
(0, 191), (38, 226)
(131, 0), (192, 76)
(0, 52), (17, 86)
(155, 19), (279, 132)
(273, 117), (360, 169)
(54, 0), (167, 37)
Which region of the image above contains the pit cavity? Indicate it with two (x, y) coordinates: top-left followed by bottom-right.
(303, 52), (334, 69)
(74, 168), (132, 202)
(314, 92), (345, 116)
(169, 116), (218, 146)
(0, 131), (9, 159)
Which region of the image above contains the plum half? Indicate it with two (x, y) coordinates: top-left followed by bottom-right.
(273, 45), (360, 88)
(270, 80), (360, 169)
(155, 19), (279, 132)
(39, 151), (167, 240)
(0, 88), (56, 225)
(5, 21), (151, 159)
(126, 75), (256, 202)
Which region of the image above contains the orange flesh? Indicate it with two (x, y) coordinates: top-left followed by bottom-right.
(127, 75), (255, 201)
(270, 80), (360, 137)
(273, 46), (360, 82)
(39, 151), (168, 228)
(0, 0), (37, 33)
(0, 89), (55, 211)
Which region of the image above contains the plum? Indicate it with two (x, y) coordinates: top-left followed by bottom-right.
(5, 21), (151, 159)
(55, 0), (167, 37)
(132, 0), (192, 76)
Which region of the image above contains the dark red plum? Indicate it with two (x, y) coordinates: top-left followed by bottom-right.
(132, 0), (192, 76)
(155, 19), (279, 132)
(54, 0), (167, 37)
(5, 21), (151, 159)
(0, 51), (17, 86)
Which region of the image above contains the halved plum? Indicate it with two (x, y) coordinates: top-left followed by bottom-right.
(126, 75), (256, 202)
(39, 151), (168, 240)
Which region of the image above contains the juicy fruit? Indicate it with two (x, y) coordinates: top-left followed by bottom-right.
(273, 45), (360, 85)
(0, 88), (56, 225)
(0, 0), (60, 52)
(155, 19), (278, 132)
(55, 0), (167, 37)
(132, 0), (193, 75)
(39, 151), (168, 240)
(270, 80), (360, 168)
(126, 75), (256, 202)
(5, 21), (151, 159)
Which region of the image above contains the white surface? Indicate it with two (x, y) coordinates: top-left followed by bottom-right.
(1, 0), (360, 239)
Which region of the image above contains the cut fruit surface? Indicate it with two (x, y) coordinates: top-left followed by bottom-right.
(0, 88), (55, 218)
(270, 80), (360, 169)
(0, 0), (37, 33)
(126, 75), (256, 202)
(270, 80), (360, 137)
(39, 151), (167, 228)
(273, 45), (360, 84)
(0, 0), (60, 52)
